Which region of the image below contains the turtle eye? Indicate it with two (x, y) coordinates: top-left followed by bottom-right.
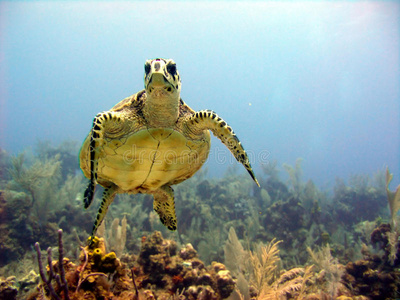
(144, 62), (151, 75)
(167, 63), (177, 76)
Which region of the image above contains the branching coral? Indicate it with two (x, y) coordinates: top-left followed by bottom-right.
(261, 159), (280, 181)
(307, 244), (345, 298)
(259, 265), (314, 299)
(75, 246), (107, 292)
(0, 148), (11, 183)
(35, 139), (80, 180)
(224, 227), (248, 277)
(197, 227), (223, 265)
(370, 223), (400, 267)
(333, 172), (387, 226)
(385, 167), (400, 227)
(224, 230), (317, 299)
(58, 173), (86, 207)
(34, 229), (70, 300)
(386, 230), (399, 266)
(97, 215), (127, 257)
(8, 153), (61, 207)
(248, 239), (282, 294)
(283, 158), (304, 197)
(31, 231), (129, 300)
(6, 153), (64, 232)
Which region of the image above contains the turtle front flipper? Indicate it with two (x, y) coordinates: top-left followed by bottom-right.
(185, 110), (260, 187)
(89, 184), (118, 243)
(83, 111), (123, 208)
(152, 185), (177, 231)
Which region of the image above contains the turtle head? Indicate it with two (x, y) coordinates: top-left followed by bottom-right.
(144, 58), (181, 98)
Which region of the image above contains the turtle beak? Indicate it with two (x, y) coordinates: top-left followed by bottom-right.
(147, 72), (174, 95)
(149, 73), (168, 87)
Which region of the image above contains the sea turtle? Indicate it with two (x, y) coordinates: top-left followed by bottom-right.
(80, 58), (260, 240)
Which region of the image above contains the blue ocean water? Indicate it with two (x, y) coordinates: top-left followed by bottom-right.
(1, 1), (399, 187)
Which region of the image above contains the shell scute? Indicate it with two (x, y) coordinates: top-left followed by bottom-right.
(84, 128), (210, 192)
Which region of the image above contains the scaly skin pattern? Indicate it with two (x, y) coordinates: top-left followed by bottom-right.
(79, 58), (259, 242)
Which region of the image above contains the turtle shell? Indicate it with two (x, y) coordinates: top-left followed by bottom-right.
(80, 127), (210, 193)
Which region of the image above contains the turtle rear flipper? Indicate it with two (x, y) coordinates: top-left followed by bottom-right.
(83, 181), (96, 209)
(152, 185), (177, 231)
(185, 110), (260, 187)
(88, 184), (118, 243)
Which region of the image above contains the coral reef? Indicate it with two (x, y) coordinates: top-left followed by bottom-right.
(224, 226), (400, 299)
(134, 231), (236, 299)
(332, 177), (386, 227)
(342, 223), (400, 299)
(1, 141), (400, 299)
(0, 190), (59, 266)
(0, 145), (93, 266)
(27, 230), (236, 300)
(0, 276), (18, 300)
